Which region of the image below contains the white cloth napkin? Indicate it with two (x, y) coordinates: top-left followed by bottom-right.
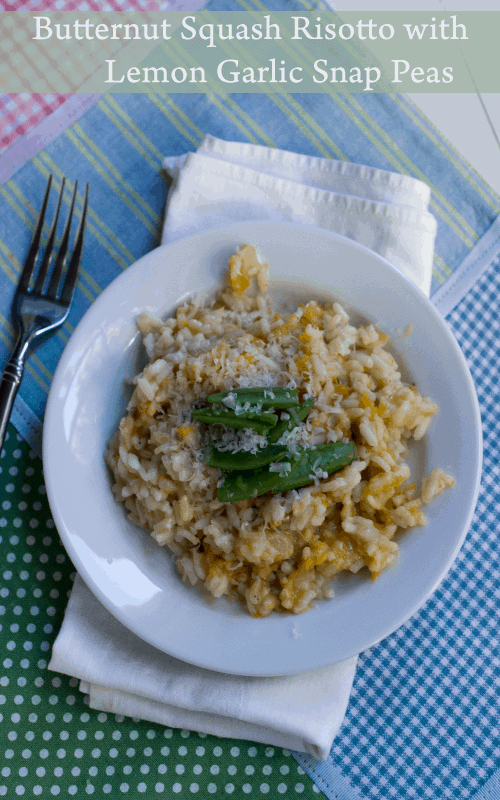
(161, 135), (437, 294)
(51, 575), (357, 759)
(49, 135), (436, 760)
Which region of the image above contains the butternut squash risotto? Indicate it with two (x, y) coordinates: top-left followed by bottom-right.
(105, 244), (454, 617)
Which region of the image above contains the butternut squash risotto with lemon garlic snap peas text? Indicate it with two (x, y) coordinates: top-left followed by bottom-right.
(105, 245), (455, 617)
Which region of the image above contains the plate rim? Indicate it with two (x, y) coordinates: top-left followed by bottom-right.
(43, 221), (483, 676)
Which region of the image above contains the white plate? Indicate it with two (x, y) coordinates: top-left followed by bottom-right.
(43, 222), (482, 677)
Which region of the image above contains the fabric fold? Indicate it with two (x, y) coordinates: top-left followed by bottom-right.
(197, 134), (433, 210)
(50, 576), (357, 760)
(162, 141), (436, 294)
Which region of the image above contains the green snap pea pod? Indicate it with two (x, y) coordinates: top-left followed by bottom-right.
(192, 407), (278, 435)
(267, 397), (315, 444)
(270, 451), (312, 495)
(272, 442), (357, 494)
(207, 387), (299, 410)
(318, 441), (357, 471)
(217, 442), (356, 502)
(217, 464), (290, 503)
(205, 445), (288, 471)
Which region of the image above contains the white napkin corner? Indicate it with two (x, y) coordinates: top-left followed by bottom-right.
(49, 576), (356, 760)
(162, 134), (436, 296)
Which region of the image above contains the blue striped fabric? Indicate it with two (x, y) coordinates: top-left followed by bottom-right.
(1, 90), (498, 428)
(1, 3), (500, 798)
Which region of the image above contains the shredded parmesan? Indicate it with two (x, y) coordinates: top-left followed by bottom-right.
(203, 424), (267, 455)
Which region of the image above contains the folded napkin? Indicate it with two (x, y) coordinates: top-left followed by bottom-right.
(162, 134), (437, 294)
(49, 135), (437, 759)
(51, 575), (357, 759)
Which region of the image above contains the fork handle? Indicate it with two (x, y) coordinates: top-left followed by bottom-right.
(0, 357), (24, 452)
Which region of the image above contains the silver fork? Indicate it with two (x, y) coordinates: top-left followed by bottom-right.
(0, 175), (89, 451)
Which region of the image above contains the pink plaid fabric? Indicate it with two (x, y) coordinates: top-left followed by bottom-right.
(0, 0), (111, 149)
(0, 94), (68, 151)
(0, 0), (196, 152)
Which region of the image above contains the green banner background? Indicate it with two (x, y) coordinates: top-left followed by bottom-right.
(1, 9), (498, 93)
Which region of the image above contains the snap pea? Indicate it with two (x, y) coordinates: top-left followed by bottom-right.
(205, 444), (288, 471)
(217, 442), (357, 502)
(217, 460), (296, 503)
(191, 407), (278, 435)
(267, 397), (315, 444)
(207, 387), (299, 410)
(272, 442), (357, 494)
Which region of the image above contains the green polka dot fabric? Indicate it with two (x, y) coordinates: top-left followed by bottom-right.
(0, 424), (324, 799)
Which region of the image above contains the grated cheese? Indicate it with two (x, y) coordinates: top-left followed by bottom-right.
(203, 424), (268, 455)
(269, 461), (292, 477)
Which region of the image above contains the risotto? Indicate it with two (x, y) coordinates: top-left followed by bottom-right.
(105, 244), (454, 617)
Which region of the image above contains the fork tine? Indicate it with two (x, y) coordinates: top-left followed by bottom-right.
(33, 177), (66, 295)
(18, 175), (53, 293)
(46, 180), (77, 299)
(60, 183), (89, 305)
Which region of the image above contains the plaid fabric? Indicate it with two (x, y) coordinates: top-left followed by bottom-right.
(295, 254), (500, 800)
(0, 94), (68, 152)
